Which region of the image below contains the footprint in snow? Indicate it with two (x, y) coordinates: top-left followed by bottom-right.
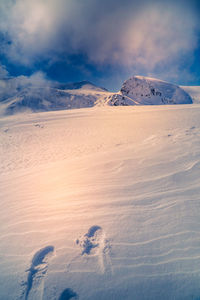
(76, 225), (103, 255)
(34, 123), (44, 128)
(23, 245), (54, 300)
(185, 126), (196, 135)
(76, 225), (112, 274)
(58, 288), (78, 300)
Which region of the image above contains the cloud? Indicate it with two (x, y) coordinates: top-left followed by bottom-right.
(0, 0), (61, 63)
(0, 64), (9, 79)
(0, 0), (199, 84)
(115, 4), (197, 68)
(0, 64), (52, 100)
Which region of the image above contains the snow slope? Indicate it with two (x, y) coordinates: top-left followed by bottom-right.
(107, 76), (193, 106)
(1, 105), (200, 299)
(181, 86), (200, 104)
(0, 81), (112, 116)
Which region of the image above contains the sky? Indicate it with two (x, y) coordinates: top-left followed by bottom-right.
(0, 0), (200, 91)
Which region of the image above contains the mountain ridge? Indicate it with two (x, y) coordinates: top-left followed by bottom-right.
(0, 76), (196, 116)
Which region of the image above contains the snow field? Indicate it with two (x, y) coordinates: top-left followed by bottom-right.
(1, 105), (200, 299)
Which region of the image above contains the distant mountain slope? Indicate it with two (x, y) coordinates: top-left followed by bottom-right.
(0, 81), (112, 116)
(107, 76), (193, 106)
(0, 76), (195, 116)
(57, 80), (108, 91)
(181, 86), (200, 104)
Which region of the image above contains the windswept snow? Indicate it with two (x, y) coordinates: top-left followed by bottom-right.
(1, 105), (200, 299)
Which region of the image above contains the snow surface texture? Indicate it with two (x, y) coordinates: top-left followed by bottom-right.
(107, 76), (193, 106)
(1, 105), (200, 299)
(0, 77), (194, 116)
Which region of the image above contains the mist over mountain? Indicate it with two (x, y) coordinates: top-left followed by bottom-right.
(0, 81), (110, 115)
(0, 75), (195, 116)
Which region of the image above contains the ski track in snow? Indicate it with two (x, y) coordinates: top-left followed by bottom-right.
(1, 106), (200, 299)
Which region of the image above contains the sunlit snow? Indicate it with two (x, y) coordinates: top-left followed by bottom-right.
(1, 103), (200, 299)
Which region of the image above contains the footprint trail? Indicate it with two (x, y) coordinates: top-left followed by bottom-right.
(24, 245), (54, 300)
(58, 288), (78, 300)
(76, 225), (112, 274)
(77, 225), (102, 255)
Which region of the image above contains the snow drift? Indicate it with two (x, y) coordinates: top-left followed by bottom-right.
(1, 105), (200, 299)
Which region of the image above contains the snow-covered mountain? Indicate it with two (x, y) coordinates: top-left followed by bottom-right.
(181, 86), (200, 104)
(0, 81), (111, 116)
(0, 76), (195, 116)
(107, 76), (193, 106)
(57, 80), (108, 92)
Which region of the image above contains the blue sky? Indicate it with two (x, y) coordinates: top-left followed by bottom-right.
(0, 0), (200, 91)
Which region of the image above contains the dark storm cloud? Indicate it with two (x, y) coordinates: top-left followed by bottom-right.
(0, 0), (199, 88)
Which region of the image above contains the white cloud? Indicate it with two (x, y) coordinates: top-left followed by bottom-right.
(86, 3), (198, 69)
(0, 65), (52, 100)
(0, 64), (9, 79)
(0, 0), (199, 75)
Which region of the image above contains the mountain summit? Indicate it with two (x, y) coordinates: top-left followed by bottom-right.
(0, 76), (194, 116)
(107, 76), (193, 106)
